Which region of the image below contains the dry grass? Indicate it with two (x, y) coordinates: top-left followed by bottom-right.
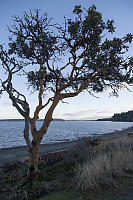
(75, 134), (133, 191)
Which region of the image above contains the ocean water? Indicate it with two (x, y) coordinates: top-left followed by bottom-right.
(0, 120), (133, 149)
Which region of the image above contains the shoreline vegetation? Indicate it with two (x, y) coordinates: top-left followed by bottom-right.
(0, 126), (133, 199)
(97, 110), (133, 122)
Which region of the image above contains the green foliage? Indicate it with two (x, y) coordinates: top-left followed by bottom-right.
(124, 33), (133, 44)
(106, 20), (115, 33)
(8, 10), (58, 63)
(38, 189), (78, 200)
(1, 5), (133, 96)
(0, 158), (76, 200)
(73, 5), (82, 15)
(112, 110), (133, 122)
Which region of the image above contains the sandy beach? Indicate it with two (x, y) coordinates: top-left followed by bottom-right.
(0, 126), (133, 166)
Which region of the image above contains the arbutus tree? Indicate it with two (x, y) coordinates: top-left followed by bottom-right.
(0, 5), (133, 181)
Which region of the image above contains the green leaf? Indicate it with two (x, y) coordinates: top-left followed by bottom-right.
(73, 5), (82, 14)
(124, 33), (133, 44)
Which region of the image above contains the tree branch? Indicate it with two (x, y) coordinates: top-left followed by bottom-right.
(30, 64), (47, 139)
(37, 93), (60, 145)
(60, 82), (86, 99)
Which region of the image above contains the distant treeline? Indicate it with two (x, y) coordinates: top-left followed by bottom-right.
(98, 110), (133, 122)
(111, 110), (133, 122)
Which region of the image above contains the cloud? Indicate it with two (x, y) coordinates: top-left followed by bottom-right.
(64, 109), (98, 118)
(96, 110), (113, 114)
(63, 108), (113, 120)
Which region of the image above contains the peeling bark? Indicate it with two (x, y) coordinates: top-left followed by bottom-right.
(24, 117), (32, 149)
(27, 145), (39, 181)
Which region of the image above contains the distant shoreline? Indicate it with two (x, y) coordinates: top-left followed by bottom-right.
(0, 118), (65, 122)
(1, 119), (133, 122)
(0, 119), (101, 122)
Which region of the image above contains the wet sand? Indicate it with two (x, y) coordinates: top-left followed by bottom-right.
(0, 126), (133, 166)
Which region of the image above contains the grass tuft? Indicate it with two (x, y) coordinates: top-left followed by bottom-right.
(75, 135), (133, 191)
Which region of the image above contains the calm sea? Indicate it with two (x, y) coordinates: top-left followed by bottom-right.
(0, 120), (133, 149)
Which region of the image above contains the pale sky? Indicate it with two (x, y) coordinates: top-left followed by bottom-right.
(0, 0), (133, 120)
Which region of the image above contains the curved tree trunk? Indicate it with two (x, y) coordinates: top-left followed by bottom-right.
(26, 95), (60, 182)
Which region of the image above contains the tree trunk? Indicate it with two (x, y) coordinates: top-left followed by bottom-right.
(25, 95), (60, 182)
(27, 145), (39, 182)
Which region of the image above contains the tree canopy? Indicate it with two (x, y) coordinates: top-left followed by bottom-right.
(1, 5), (133, 101)
(0, 5), (133, 179)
